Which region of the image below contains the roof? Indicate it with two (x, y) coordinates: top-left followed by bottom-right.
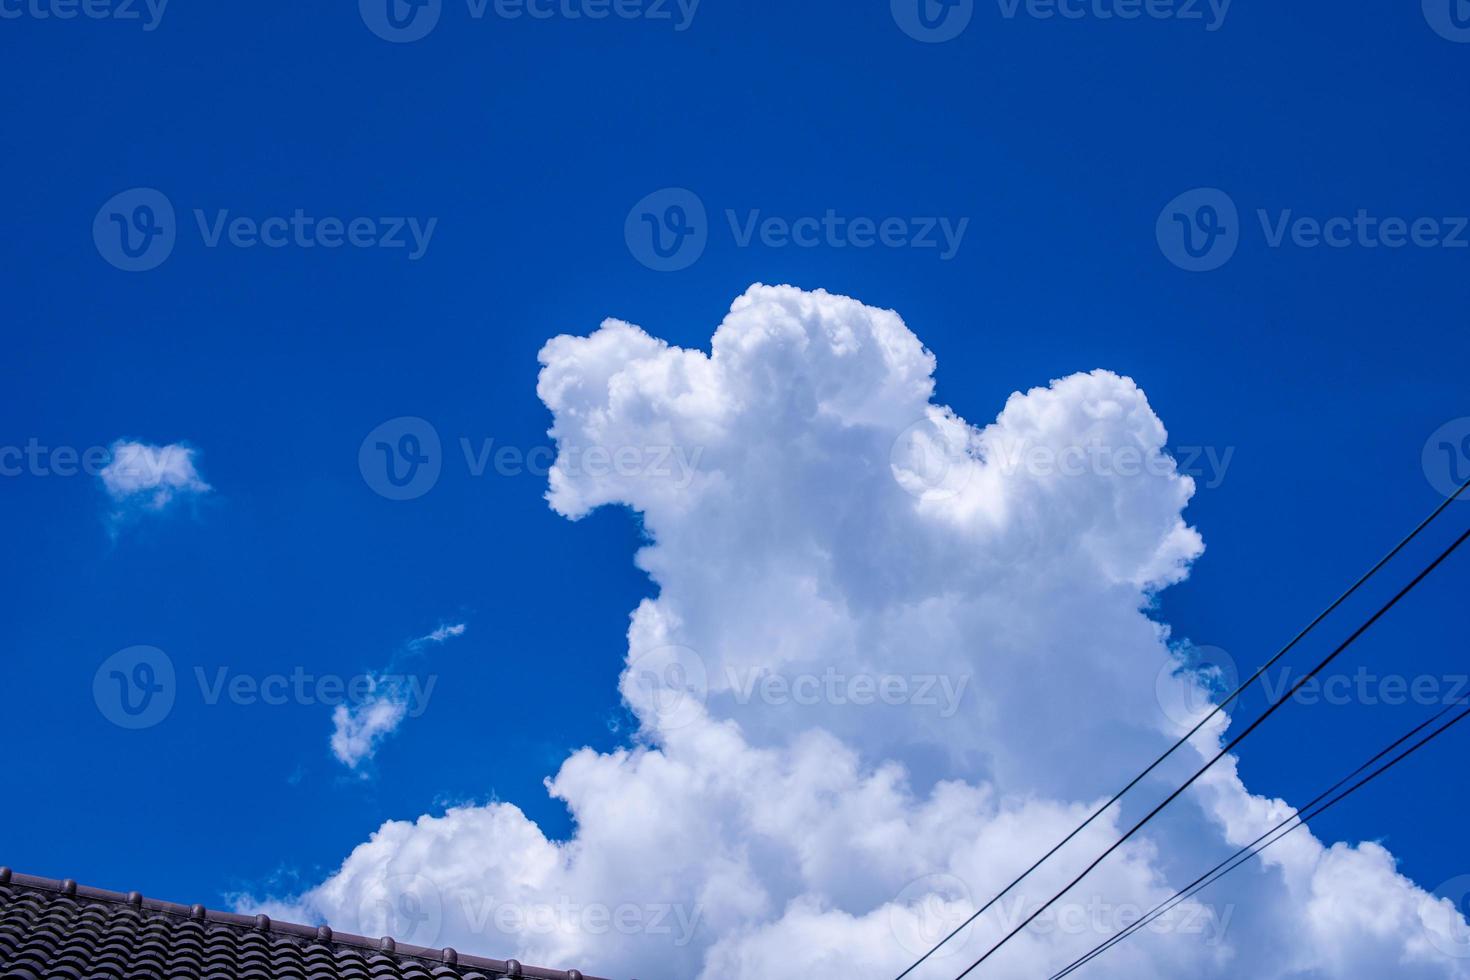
(0, 870), (612, 980)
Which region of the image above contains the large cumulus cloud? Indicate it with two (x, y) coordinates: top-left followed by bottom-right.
(247, 285), (1470, 979)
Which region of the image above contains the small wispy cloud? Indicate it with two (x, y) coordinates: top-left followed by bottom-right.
(99, 439), (212, 527)
(415, 622), (467, 646)
(328, 621), (466, 772)
(330, 694), (409, 771)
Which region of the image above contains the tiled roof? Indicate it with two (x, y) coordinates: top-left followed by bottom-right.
(0, 870), (612, 980)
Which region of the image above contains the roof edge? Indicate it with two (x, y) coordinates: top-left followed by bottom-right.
(0, 868), (614, 980)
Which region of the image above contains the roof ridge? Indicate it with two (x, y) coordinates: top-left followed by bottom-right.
(0, 868), (614, 980)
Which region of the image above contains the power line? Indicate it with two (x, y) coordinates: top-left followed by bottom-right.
(1049, 696), (1470, 979)
(893, 477), (1470, 980)
(948, 524), (1470, 979)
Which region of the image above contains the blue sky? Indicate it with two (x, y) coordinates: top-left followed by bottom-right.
(3, 0), (1469, 968)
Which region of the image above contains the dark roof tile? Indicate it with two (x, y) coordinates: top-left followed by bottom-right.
(0, 874), (610, 980)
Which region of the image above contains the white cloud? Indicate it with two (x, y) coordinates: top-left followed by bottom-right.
(330, 694), (408, 770)
(330, 622), (465, 771)
(417, 622), (467, 646)
(248, 285), (1470, 979)
(99, 439), (211, 519)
